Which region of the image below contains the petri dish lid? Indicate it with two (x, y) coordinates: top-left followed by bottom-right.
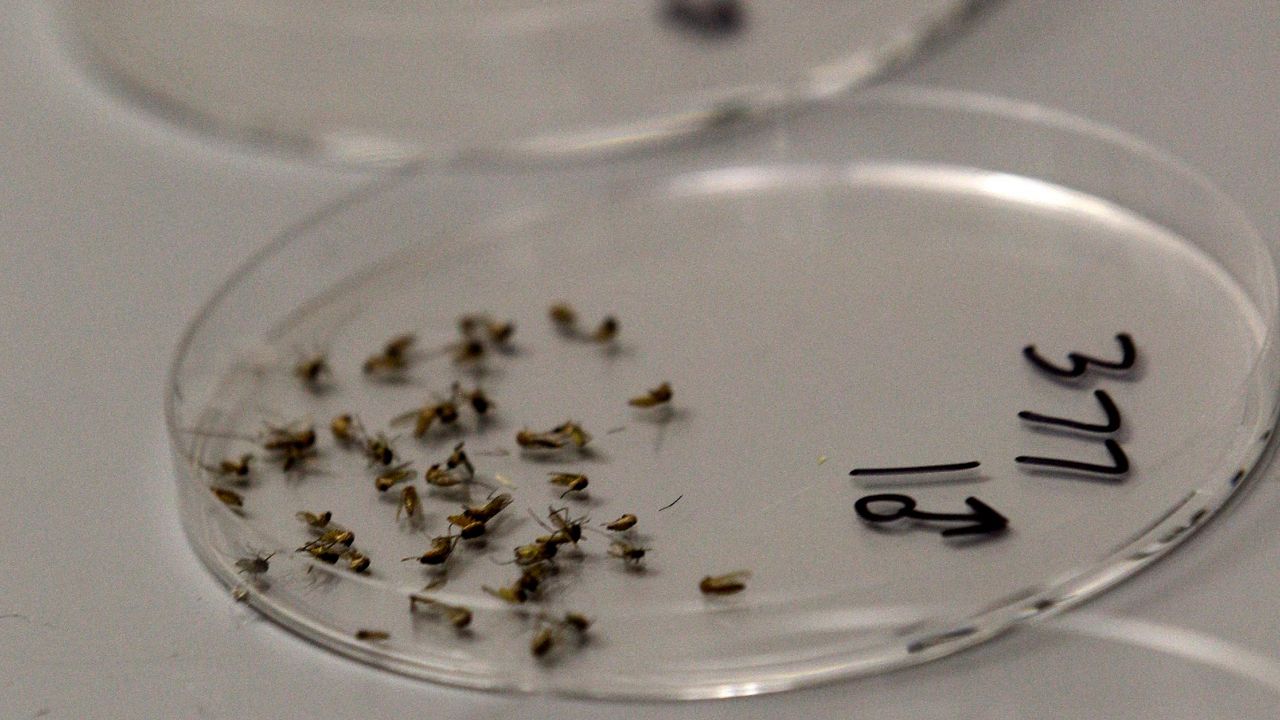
(167, 87), (1280, 699)
(66, 0), (985, 165)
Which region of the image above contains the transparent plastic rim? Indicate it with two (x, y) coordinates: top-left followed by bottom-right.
(165, 86), (1280, 699)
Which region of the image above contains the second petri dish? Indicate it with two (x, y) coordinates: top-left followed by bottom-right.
(66, 0), (984, 164)
(168, 88), (1279, 698)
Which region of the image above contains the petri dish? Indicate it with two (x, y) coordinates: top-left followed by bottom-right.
(65, 0), (985, 165)
(166, 87), (1280, 699)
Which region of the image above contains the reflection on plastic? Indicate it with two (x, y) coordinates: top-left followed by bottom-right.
(1057, 613), (1280, 693)
(489, 612), (1280, 719)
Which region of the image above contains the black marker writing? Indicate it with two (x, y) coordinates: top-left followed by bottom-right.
(849, 461), (981, 477)
(1023, 333), (1136, 379)
(1019, 389), (1121, 434)
(1016, 438), (1130, 476)
(854, 493), (1008, 537)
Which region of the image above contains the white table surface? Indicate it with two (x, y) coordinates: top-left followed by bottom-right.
(3, 2), (1279, 717)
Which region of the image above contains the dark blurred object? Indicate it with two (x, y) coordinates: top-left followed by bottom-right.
(663, 0), (745, 38)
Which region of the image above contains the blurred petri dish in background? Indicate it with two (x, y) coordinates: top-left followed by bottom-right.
(65, 0), (986, 165)
(167, 88), (1279, 698)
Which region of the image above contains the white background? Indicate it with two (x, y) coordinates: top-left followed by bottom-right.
(2, 2), (1279, 717)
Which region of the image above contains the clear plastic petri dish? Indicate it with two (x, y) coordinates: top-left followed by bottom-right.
(166, 87), (1280, 699)
(66, 0), (985, 165)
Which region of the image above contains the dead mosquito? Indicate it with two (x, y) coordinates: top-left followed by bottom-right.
(235, 552), (274, 576)
(423, 443), (481, 491)
(463, 493), (513, 523)
(453, 313), (515, 366)
(520, 562), (555, 591)
(556, 421), (592, 448)
(458, 313), (516, 346)
(424, 464), (466, 489)
(436, 400), (461, 425)
(484, 562), (554, 605)
(361, 431), (397, 467)
(530, 626), (556, 657)
(409, 594), (472, 629)
(533, 506), (586, 546)
(299, 528), (355, 551)
(590, 316), (619, 343)
(607, 539), (648, 566)
(516, 421), (592, 452)
(297, 527), (354, 565)
(562, 612), (591, 633)
(363, 333), (416, 377)
(393, 382), (491, 439)
(402, 535), (459, 566)
(452, 338), (486, 365)
(259, 422), (318, 471)
(628, 382), (673, 408)
(262, 423), (316, 451)
(331, 414), (397, 466)
(293, 354), (330, 389)
(547, 302), (618, 344)
(181, 421), (311, 472)
(331, 413), (356, 445)
(397, 485), (422, 521)
(362, 353), (404, 376)
(602, 514), (637, 532)
(392, 398), (459, 439)
(529, 612), (591, 658)
(375, 462), (415, 492)
(202, 453), (253, 480)
(211, 486), (244, 509)
(446, 512), (487, 539)
(515, 429), (563, 450)
(445, 442), (474, 476)
(345, 549), (371, 573)
(298, 529), (367, 573)
(295, 510), (333, 529)
(300, 545), (340, 564)
(452, 382), (493, 417)
(548, 302), (577, 333)
(547, 472), (589, 498)
(510, 535), (562, 566)
(383, 333), (415, 357)
(699, 570), (750, 595)
(484, 582), (528, 605)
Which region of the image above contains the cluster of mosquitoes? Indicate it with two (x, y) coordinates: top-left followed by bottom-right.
(201, 303), (748, 661)
(852, 333), (1138, 539)
(209, 1), (759, 661)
